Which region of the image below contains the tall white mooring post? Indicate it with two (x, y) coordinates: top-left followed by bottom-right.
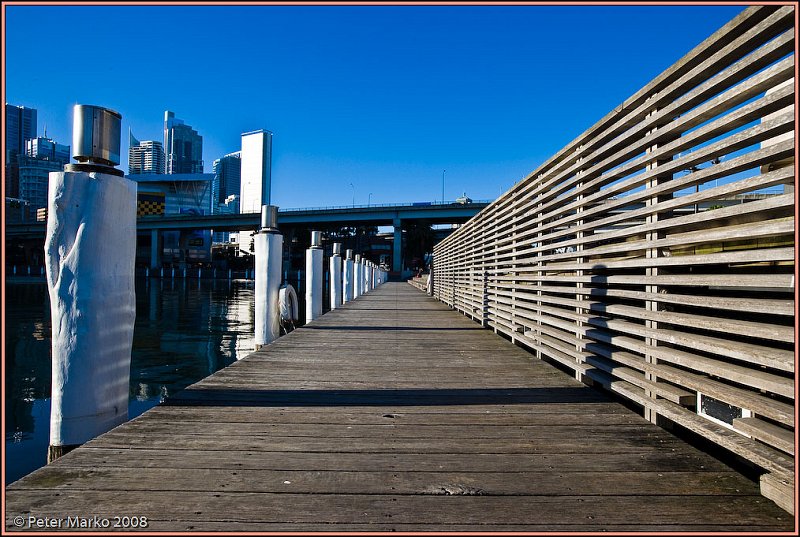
(305, 231), (323, 323)
(254, 205), (283, 349)
(354, 254), (362, 299)
(330, 242), (343, 310)
(343, 249), (354, 303)
(46, 105), (136, 463)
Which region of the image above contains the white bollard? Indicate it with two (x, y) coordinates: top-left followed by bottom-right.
(330, 243), (343, 310)
(254, 205), (283, 349)
(343, 249), (354, 303)
(353, 255), (362, 298)
(45, 105), (135, 462)
(305, 231), (323, 323)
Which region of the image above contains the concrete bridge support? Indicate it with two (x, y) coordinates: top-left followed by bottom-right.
(393, 217), (402, 273)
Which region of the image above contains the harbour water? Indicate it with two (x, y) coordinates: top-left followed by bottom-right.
(5, 277), (258, 484)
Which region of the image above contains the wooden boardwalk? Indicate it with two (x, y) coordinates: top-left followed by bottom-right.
(6, 283), (792, 532)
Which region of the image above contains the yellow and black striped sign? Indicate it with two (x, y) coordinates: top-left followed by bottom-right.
(137, 192), (165, 216)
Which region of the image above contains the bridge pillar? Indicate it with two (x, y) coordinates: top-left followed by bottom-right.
(150, 229), (161, 271)
(393, 218), (402, 273)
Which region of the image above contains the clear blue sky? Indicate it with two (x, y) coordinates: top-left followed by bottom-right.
(4, 3), (745, 209)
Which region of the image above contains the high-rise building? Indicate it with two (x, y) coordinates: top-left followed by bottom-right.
(238, 129), (273, 255)
(5, 103), (37, 157)
(211, 152), (241, 209)
(18, 135), (71, 213)
(163, 111), (203, 174)
(18, 156), (65, 212)
(239, 130), (273, 213)
(26, 137), (70, 164)
(5, 104), (37, 199)
(129, 131), (166, 175)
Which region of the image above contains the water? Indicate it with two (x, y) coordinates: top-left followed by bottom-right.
(5, 277), (257, 484)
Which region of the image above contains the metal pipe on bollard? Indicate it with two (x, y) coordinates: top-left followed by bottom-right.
(254, 205), (283, 349)
(330, 243), (343, 310)
(45, 105), (135, 463)
(305, 231), (323, 323)
(343, 249), (354, 303)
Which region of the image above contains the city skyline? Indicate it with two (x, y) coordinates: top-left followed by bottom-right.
(4, 3), (746, 209)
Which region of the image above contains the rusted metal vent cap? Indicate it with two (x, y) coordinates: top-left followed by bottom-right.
(72, 105), (122, 166)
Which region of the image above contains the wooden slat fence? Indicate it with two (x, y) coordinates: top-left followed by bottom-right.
(431, 5), (795, 512)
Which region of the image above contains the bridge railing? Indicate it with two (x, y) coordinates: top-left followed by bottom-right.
(432, 5), (795, 509)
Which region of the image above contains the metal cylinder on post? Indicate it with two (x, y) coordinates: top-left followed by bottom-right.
(305, 231), (323, 323)
(254, 205), (283, 349)
(46, 105), (135, 463)
(330, 243), (343, 310)
(343, 249), (354, 303)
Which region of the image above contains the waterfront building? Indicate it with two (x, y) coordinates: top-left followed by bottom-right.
(129, 173), (214, 264)
(128, 131), (166, 175)
(212, 152), (242, 210)
(238, 129), (273, 255)
(163, 111), (203, 174)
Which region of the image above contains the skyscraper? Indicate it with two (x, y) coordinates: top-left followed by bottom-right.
(238, 129), (273, 255)
(18, 136), (70, 213)
(5, 103), (37, 156)
(239, 130), (273, 213)
(163, 111), (203, 174)
(212, 152), (241, 208)
(5, 104), (37, 199)
(129, 130), (166, 175)
(26, 137), (70, 164)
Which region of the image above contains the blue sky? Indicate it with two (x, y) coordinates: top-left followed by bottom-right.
(4, 3), (745, 209)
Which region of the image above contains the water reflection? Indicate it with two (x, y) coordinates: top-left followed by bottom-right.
(5, 277), (255, 484)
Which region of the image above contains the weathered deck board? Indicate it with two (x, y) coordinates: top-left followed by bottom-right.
(5, 283), (792, 532)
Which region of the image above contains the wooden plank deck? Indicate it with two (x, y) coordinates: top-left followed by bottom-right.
(5, 282), (792, 532)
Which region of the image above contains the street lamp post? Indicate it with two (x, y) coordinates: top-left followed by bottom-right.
(349, 182), (355, 207)
(368, 192), (373, 206)
(442, 170), (446, 203)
